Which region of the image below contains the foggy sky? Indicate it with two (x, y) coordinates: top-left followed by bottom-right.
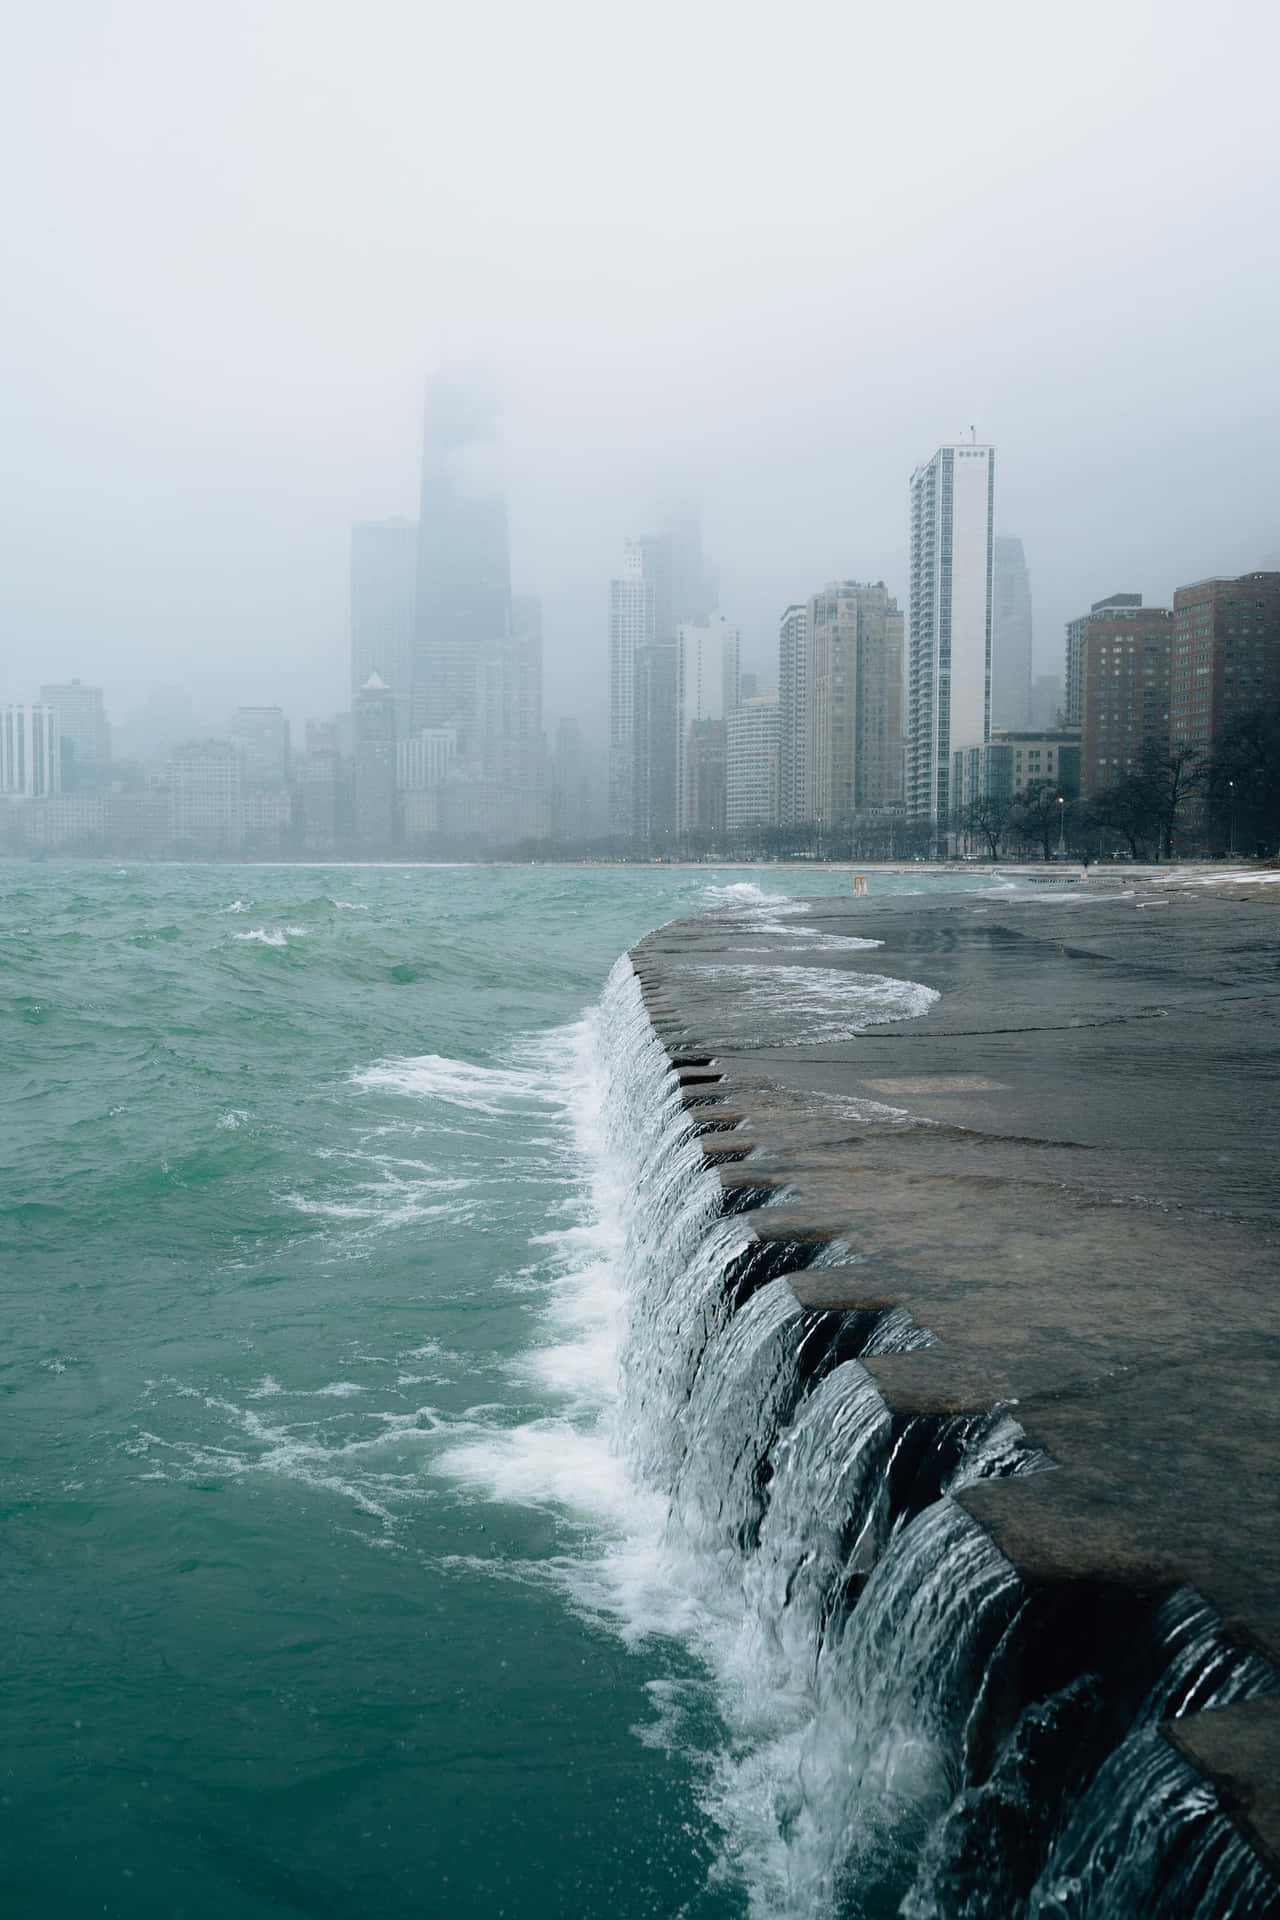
(3, 0), (1278, 742)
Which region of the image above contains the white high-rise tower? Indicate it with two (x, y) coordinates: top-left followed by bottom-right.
(907, 440), (996, 822)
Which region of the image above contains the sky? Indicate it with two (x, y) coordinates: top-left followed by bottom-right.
(3, 0), (1278, 743)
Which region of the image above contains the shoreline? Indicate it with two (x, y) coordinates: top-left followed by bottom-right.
(630, 883), (1280, 1885)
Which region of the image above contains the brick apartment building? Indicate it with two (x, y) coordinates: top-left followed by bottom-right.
(1170, 572), (1280, 756)
(1080, 606), (1174, 799)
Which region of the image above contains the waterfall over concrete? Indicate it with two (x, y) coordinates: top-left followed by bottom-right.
(595, 953), (1278, 1918)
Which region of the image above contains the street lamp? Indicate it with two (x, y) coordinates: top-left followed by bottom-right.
(1228, 780), (1236, 858)
(1056, 794), (1067, 859)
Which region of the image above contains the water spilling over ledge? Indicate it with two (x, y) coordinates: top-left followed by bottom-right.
(604, 881), (1280, 1918)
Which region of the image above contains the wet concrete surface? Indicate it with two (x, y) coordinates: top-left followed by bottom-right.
(630, 882), (1280, 1871)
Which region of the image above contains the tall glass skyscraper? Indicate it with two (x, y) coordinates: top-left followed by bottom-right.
(412, 374), (512, 755)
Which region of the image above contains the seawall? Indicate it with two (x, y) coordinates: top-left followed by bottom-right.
(629, 880), (1280, 1898)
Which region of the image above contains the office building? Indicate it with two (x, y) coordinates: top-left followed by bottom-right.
(633, 639), (678, 844)
(726, 693), (780, 832)
(1079, 606), (1173, 798)
(1, 702), (60, 799)
(1170, 572), (1280, 756)
(231, 706), (290, 787)
(39, 680), (110, 786)
(908, 440), (996, 821)
(991, 538), (1033, 732)
(398, 727), (458, 792)
(298, 721), (342, 846)
(953, 729), (1081, 810)
(676, 615), (739, 835)
(805, 581), (904, 832)
(412, 376), (511, 753)
(608, 544), (654, 836)
(353, 672), (397, 844)
(170, 741), (243, 852)
(1065, 593), (1143, 727)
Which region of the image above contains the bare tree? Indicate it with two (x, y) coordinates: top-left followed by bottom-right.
(954, 792), (1014, 859)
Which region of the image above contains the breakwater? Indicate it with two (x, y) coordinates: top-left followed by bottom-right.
(612, 882), (1280, 1916)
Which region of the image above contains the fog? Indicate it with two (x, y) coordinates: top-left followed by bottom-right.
(3, 0), (1277, 738)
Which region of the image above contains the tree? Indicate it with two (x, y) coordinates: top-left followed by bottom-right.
(1009, 785), (1070, 861)
(1206, 706), (1280, 856)
(1139, 742), (1206, 860)
(954, 792), (1014, 859)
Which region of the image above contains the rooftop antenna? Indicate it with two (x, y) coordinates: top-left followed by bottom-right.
(970, 425), (977, 444)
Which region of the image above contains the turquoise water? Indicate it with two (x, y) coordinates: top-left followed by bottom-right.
(1, 861), (984, 1919)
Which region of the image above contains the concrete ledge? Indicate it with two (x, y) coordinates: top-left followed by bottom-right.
(631, 884), (1280, 1873)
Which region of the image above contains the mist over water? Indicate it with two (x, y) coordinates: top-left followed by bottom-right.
(3, 860), (1000, 1919)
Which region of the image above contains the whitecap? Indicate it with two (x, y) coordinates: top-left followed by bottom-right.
(352, 1053), (557, 1116)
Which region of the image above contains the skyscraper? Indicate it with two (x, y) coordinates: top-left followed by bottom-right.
(804, 581), (905, 832)
(777, 603), (810, 827)
(353, 672), (397, 844)
(908, 440), (996, 821)
(608, 544), (654, 837)
(991, 538), (1033, 732)
(634, 638), (678, 844)
(676, 615), (740, 835)
(412, 375), (511, 753)
(351, 519), (417, 740)
(39, 680), (109, 786)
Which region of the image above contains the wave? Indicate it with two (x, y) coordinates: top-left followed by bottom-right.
(230, 926), (307, 946)
(688, 961), (939, 1045)
(351, 1052), (560, 1116)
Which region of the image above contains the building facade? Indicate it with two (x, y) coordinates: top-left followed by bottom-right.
(726, 694), (780, 832)
(1065, 593), (1142, 728)
(353, 672), (397, 844)
(953, 729), (1082, 810)
(412, 378), (511, 755)
(908, 441), (996, 822)
(39, 680), (109, 785)
(1079, 606), (1173, 798)
(607, 544), (653, 838)
(676, 615), (740, 835)
(1170, 572), (1280, 757)
(397, 727), (457, 792)
(777, 603), (810, 827)
(1, 702), (60, 799)
(230, 706), (290, 787)
(170, 741), (243, 852)
(805, 581), (904, 832)
(991, 537), (1033, 732)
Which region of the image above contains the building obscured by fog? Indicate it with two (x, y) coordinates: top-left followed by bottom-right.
(350, 519), (417, 740)
(991, 538), (1033, 731)
(40, 680), (109, 788)
(231, 706), (290, 787)
(1029, 674), (1065, 732)
(676, 613), (739, 836)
